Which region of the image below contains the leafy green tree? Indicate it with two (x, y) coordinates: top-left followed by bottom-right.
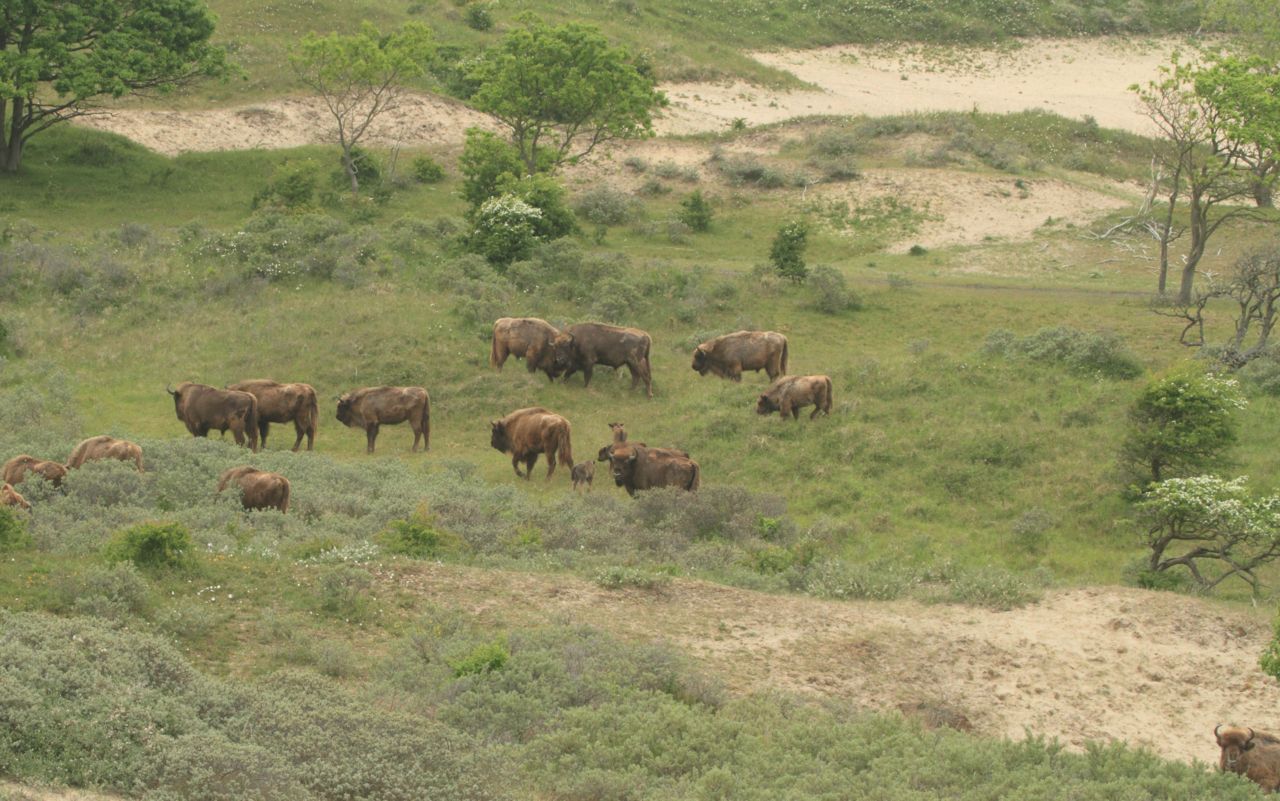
(1119, 369), (1245, 486)
(678, 190), (713, 232)
(459, 128), (523, 207)
(469, 20), (665, 175)
(290, 22), (434, 194)
(770, 220), (809, 283)
(1193, 55), (1280, 207)
(1204, 0), (1280, 63)
(0, 0), (228, 173)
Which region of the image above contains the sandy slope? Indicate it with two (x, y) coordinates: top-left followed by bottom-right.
(383, 562), (1280, 767)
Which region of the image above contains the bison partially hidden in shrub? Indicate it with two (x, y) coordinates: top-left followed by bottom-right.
(227, 379), (319, 452)
(490, 317), (563, 381)
(216, 466), (291, 514)
(1, 482), (31, 511)
(2, 454), (67, 487)
(756, 375), (833, 421)
(490, 407), (573, 481)
(336, 386), (431, 454)
(67, 435), (145, 472)
(1216, 724), (1280, 793)
(606, 443), (700, 497)
(692, 330), (788, 382)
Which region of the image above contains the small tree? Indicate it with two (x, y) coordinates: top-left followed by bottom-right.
(770, 220), (809, 283)
(469, 20), (665, 175)
(459, 128), (524, 208)
(678, 190), (713, 232)
(1119, 369), (1245, 486)
(1136, 475), (1280, 595)
(0, 0), (228, 173)
(290, 22), (434, 195)
(1193, 55), (1280, 207)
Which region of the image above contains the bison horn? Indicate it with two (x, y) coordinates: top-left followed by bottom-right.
(1216, 723), (1224, 739)
(166, 384), (176, 395)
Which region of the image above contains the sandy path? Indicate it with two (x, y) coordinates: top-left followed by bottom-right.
(383, 562), (1279, 767)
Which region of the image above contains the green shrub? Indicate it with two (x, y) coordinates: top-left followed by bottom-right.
(315, 565), (375, 621)
(0, 505), (31, 551)
(594, 566), (672, 590)
(451, 640), (509, 676)
(335, 146), (381, 189)
(468, 194), (543, 267)
(252, 160), (318, 210)
(678, 190), (713, 232)
(1011, 508), (1053, 556)
(982, 326), (1143, 379)
(103, 521), (191, 569)
(463, 3), (493, 30)
(807, 265), (861, 314)
(573, 185), (639, 226)
(1119, 369), (1244, 485)
(412, 155), (446, 183)
(459, 128), (523, 207)
(56, 562), (152, 621)
(770, 220), (809, 283)
(378, 512), (465, 559)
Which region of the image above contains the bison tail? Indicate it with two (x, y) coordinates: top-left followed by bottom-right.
(557, 422), (573, 472)
(780, 338), (789, 376)
(489, 330), (502, 369)
(421, 393), (431, 450)
(687, 462), (701, 492)
(823, 376), (833, 414)
(300, 390), (319, 440)
(280, 480), (291, 514)
(245, 398), (260, 453)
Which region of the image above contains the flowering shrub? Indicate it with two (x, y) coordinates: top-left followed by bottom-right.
(468, 194), (543, 267)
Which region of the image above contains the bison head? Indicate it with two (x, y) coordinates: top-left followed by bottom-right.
(691, 346), (708, 374)
(1217, 725), (1258, 774)
(551, 333), (576, 372)
(597, 444), (614, 462)
(608, 446), (638, 487)
(755, 393), (779, 415)
(167, 384), (185, 419)
(608, 422), (627, 442)
(335, 395), (353, 425)
(490, 421), (508, 453)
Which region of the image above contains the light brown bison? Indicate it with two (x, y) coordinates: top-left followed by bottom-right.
(67, 436), (145, 472)
(571, 460), (595, 492)
(490, 317), (563, 381)
(216, 466), (291, 513)
(692, 330), (789, 382)
(336, 386), (430, 453)
(1216, 724), (1280, 792)
(490, 407), (573, 480)
(2, 455), (68, 488)
(607, 444), (700, 497)
(596, 421), (689, 463)
(756, 375), (833, 420)
(552, 323), (653, 397)
(1, 483), (31, 511)
(168, 382), (259, 451)
(227, 379), (318, 452)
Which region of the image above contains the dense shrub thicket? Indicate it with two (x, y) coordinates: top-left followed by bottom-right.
(983, 326), (1144, 379)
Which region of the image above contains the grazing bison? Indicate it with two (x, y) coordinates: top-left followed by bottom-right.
(490, 317), (563, 381)
(756, 374), (833, 420)
(490, 407), (573, 480)
(168, 382), (260, 451)
(607, 444), (700, 497)
(67, 436), (145, 472)
(336, 386), (430, 453)
(1216, 724), (1280, 792)
(552, 323), (653, 397)
(216, 466), (291, 513)
(571, 460), (595, 492)
(227, 380), (318, 452)
(692, 330), (789, 382)
(2, 455), (68, 488)
(1, 483), (30, 511)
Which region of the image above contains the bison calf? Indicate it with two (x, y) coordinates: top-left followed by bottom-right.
(227, 379), (318, 452)
(2, 454), (68, 488)
(756, 375), (833, 420)
(67, 436), (145, 472)
(1217, 724), (1280, 793)
(490, 407), (573, 481)
(216, 466), (291, 513)
(336, 386), (430, 453)
(1, 483), (31, 511)
(571, 460), (595, 492)
(692, 330), (789, 382)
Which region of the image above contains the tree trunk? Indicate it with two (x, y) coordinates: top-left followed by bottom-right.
(1253, 179), (1274, 208)
(1177, 190), (1208, 305)
(2, 96), (24, 173)
(341, 148), (359, 195)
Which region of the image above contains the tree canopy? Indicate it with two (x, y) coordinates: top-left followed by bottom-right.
(469, 21), (666, 175)
(0, 0), (228, 173)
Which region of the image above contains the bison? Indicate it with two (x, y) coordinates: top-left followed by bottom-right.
(571, 460), (595, 492)
(227, 379), (318, 452)
(216, 466), (291, 513)
(756, 374), (833, 420)
(1, 483), (30, 511)
(692, 330), (789, 382)
(1216, 724), (1280, 792)
(594, 422), (688, 463)
(2, 454), (68, 488)
(168, 382), (260, 452)
(67, 436), (145, 472)
(552, 323), (653, 397)
(336, 386), (430, 454)
(607, 444), (700, 497)
(490, 407), (573, 480)
(490, 317), (564, 381)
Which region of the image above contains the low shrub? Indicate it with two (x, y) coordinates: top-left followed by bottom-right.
(55, 562), (152, 621)
(103, 521), (191, 569)
(377, 510), (465, 559)
(0, 506), (31, 551)
(807, 265), (861, 314)
(983, 326), (1143, 379)
(678, 190), (713, 232)
(573, 185), (639, 226)
(594, 566), (672, 591)
(450, 640), (509, 677)
(411, 155), (446, 183)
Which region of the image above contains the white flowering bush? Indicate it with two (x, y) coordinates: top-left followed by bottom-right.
(468, 194), (543, 267)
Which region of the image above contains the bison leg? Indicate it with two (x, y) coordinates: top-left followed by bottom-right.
(581, 362), (594, 388)
(545, 449), (557, 481)
(412, 426), (424, 453)
(524, 455), (537, 480)
(231, 426), (246, 447)
(365, 423), (379, 454)
(511, 455), (525, 478)
(730, 364), (743, 382)
(290, 420), (306, 452)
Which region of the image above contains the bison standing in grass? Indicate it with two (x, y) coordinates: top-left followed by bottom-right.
(336, 386), (430, 454)
(227, 379), (319, 452)
(168, 382), (260, 452)
(1216, 725), (1280, 792)
(67, 436), (145, 472)
(1, 483), (31, 511)
(490, 317), (563, 381)
(216, 466), (291, 513)
(756, 375), (833, 420)
(607, 443), (700, 497)
(490, 407), (573, 480)
(553, 323), (653, 397)
(2, 455), (67, 488)
(692, 330), (788, 382)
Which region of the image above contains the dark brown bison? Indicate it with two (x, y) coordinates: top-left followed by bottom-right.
(490, 317), (563, 381)
(227, 380), (318, 452)
(571, 460), (595, 492)
(596, 421), (689, 463)
(67, 436), (145, 472)
(1216, 725), (1280, 792)
(552, 323), (653, 397)
(168, 382), (260, 451)
(216, 466), (291, 513)
(336, 386), (430, 453)
(692, 330), (789, 382)
(490, 407), (573, 480)
(2, 455), (68, 488)
(756, 375), (833, 420)
(607, 444), (700, 497)
(1, 483), (31, 511)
